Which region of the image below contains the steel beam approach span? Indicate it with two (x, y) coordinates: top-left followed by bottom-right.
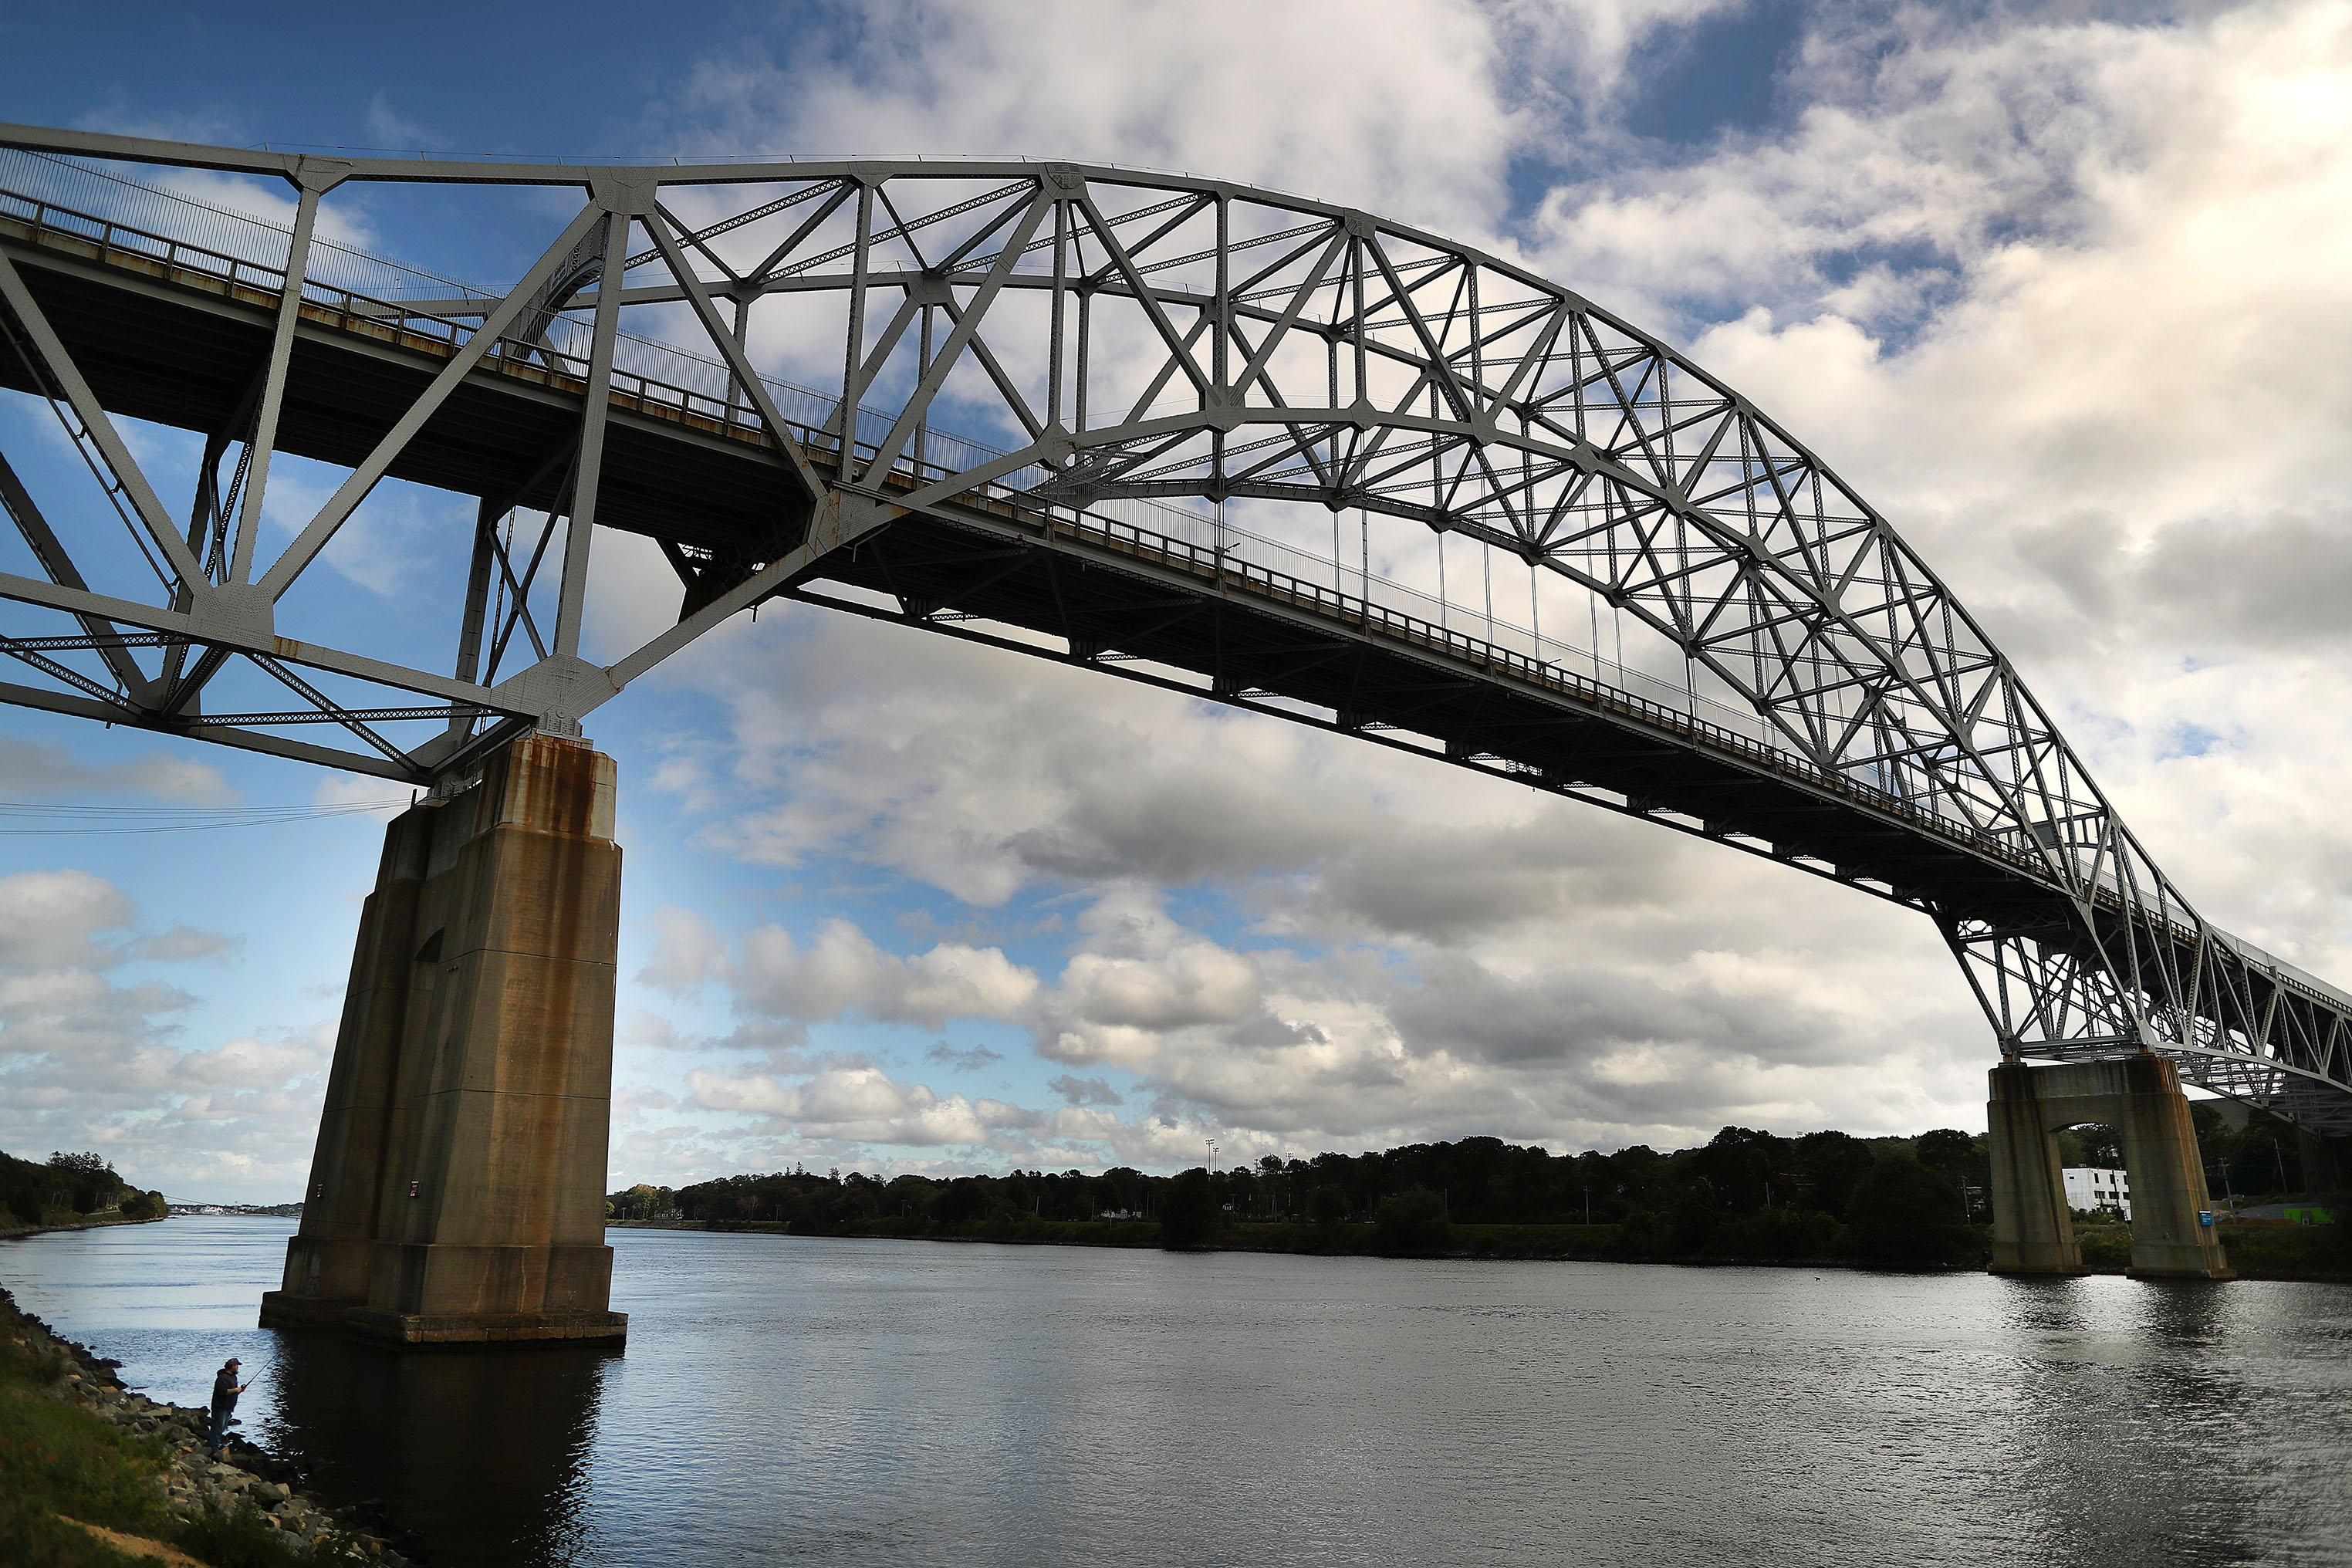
(0, 123), (2345, 1134)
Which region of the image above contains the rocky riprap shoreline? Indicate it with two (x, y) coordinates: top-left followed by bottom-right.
(3, 1284), (421, 1563)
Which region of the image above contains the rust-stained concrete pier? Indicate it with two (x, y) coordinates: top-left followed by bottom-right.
(261, 735), (627, 1346)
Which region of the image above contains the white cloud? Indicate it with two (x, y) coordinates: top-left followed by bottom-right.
(0, 868), (319, 1193)
(361, 92), (438, 152)
(310, 772), (411, 819)
(686, 1063), (1019, 1146)
(653, 0), (1525, 235)
(0, 732), (235, 806)
(732, 917), (1040, 1029)
(0, 868), (133, 972)
(638, 905), (726, 996)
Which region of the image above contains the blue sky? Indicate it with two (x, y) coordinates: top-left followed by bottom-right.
(5, 0), (2352, 1201)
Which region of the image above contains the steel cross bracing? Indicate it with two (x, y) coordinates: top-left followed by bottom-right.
(0, 124), (2345, 1132)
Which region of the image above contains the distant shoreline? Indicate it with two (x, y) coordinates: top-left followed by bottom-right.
(609, 1215), (2352, 1282)
(611, 1215), (1984, 1274)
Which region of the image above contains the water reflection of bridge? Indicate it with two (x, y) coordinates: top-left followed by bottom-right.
(0, 125), (2334, 1333)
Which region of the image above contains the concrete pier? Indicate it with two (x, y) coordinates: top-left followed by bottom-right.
(1986, 1055), (2232, 1279)
(261, 735), (627, 1347)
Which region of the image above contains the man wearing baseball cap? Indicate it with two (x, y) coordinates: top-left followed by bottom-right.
(208, 1357), (249, 1458)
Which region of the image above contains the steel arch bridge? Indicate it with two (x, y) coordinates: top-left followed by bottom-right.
(0, 124), (2346, 1134)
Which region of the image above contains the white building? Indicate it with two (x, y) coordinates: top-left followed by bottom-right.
(2063, 1166), (2131, 1221)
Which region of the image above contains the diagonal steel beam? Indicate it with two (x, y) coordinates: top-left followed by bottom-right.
(551, 210), (630, 661)
(227, 174), (333, 586)
(640, 207), (828, 505)
(0, 448), (154, 702)
(256, 201), (607, 600)
(0, 248), (205, 587)
(855, 190), (1051, 486)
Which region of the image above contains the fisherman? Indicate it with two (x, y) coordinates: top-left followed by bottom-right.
(208, 1357), (249, 1458)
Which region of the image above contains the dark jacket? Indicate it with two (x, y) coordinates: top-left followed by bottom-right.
(211, 1367), (240, 1415)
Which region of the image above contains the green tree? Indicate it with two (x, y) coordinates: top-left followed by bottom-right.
(1308, 1183), (1349, 1229)
(1159, 1168), (1221, 1249)
(1913, 1128), (1987, 1218)
(1791, 1130), (1880, 1219)
(1913, 1128), (1973, 1175)
(1846, 1157), (1973, 1264)
(1373, 1186), (1450, 1253)
(1668, 1175), (1720, 1251)
(1691, 1127), (1788, 1213)
(2056, 1123), (2122, 1168)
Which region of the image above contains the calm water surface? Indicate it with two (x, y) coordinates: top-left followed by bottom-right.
(5, 1217), (2350, 1566)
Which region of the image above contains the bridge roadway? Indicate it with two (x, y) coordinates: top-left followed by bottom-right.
(2, 160), (2347, 1134)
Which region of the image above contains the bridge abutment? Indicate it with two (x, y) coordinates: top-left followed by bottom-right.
(1986, 1056), (2232, 1279)
(261, 735), (627, 1347)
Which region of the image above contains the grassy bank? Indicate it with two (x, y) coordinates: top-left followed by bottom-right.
(0, 1288), (414, 1567)
(0, 1324), (183, 1566)
(2073, 1222), (2352, 1280)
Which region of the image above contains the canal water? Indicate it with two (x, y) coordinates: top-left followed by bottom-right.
(5, 1216), (2350, 1567)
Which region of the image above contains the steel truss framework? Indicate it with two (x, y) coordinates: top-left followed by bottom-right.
(0, 123), (2345, 1131)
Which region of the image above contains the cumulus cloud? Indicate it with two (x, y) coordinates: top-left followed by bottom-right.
(0, 732), (235, 806)
(734, 918), (1041, 1029)
(638, 905), (727, 996)
(649, 0), (1525, 235)
(685, 1063), (1033, 1146)
(0, 869), (317, 1194)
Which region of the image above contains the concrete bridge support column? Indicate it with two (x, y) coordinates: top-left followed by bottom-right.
(1986, 1056), (2232, 1279)
(261, 735), (628, 1347)
(1986, 1062), (2080, 1274)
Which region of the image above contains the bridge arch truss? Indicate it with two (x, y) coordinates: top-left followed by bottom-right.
(0, 123), (2344, 1131)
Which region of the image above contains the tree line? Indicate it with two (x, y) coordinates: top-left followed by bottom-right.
(610, 1124), (1994, 1263)
(610, 1102), (2332, 1268)
(0, 1149), (165, 1228)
